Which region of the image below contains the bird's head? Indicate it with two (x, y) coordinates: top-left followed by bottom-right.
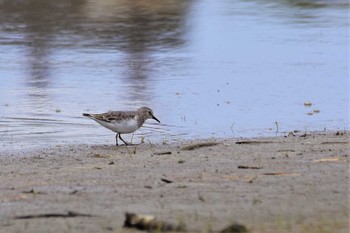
(138, 107), (160, 123)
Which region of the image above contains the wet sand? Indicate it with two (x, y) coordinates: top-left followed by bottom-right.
(0, 131), (349, 233)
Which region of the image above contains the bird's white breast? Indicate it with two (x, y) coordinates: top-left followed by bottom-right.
(94, 117), (139, 134)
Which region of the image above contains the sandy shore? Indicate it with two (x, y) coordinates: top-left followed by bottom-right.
(0, 131), (349, 233)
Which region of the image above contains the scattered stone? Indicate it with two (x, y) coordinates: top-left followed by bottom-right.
(69, 190), (78, 195)
(248, 176), (257, 183)
(220, 223), (249, 233)
(335, 131), (345, 136)
(124, 212), (185, 232)
(304, 101), (312, 107)
(198, 192), (205, 202)
(104, 226), (113, 231)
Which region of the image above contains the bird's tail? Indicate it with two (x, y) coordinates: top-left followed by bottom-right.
(83, 113), (91, 117)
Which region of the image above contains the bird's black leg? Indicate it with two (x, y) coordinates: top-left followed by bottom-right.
(115, 134), (119, 146)
(119, 134), (129, 146)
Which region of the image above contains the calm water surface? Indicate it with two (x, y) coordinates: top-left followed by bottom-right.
(0, 0), (349, 149)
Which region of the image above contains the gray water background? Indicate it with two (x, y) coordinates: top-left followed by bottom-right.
(0, 0), (349, 149)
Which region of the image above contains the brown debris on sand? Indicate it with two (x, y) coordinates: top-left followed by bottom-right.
(182, 142), (219, 150)
(262, 172), (300, 176)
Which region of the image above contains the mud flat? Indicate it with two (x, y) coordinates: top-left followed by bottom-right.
(0, 131), (349, 233)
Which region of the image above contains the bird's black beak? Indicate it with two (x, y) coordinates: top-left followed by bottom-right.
(152, 115), (160, 123)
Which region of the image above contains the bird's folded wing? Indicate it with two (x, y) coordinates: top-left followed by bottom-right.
(92, 111), (135, 123)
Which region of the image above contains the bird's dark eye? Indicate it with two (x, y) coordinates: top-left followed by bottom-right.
(149, 111), (152, 115)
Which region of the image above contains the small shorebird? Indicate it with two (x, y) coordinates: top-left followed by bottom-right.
(83, 107), (160, 146)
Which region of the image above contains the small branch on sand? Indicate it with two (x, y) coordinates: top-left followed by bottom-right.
(13, 211), (95, 219)
(161, 178), (173, 184)
(237, 165), (262, 169)
(236, 141), (273, 145)
(154, 151), (172, 155)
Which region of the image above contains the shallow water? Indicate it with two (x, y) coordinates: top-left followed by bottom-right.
(0, 0), (349, 149)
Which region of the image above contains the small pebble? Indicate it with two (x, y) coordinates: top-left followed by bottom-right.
(304, 101), (312, 106)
